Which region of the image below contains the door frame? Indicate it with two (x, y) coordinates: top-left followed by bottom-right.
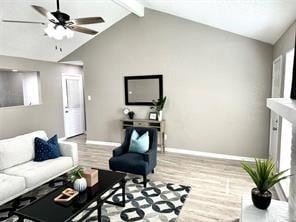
(269, 55), (283, 161)
(61, 73), (86, 138)
(269, 55), (287, 201)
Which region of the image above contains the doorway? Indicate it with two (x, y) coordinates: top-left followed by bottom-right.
(62, 74), (85, 138)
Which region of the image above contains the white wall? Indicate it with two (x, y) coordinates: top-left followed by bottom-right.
(273, 21), (296, 59)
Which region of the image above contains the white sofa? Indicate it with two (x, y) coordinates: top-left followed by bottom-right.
(0, 131), (78, 205)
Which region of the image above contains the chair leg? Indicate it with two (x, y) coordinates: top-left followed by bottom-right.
(143, 175), (147, 188)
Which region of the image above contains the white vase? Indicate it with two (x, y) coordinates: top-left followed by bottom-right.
(158, 111), (163, 121)
(74, 178), (87, 192)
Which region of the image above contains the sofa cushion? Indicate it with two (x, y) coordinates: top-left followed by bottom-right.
(34, 135), (61, 161)
(3, 157), (73, 188)
(0, 131), (48, 170)
(0, 173), (26, 203)
(109, 153), (149, 175)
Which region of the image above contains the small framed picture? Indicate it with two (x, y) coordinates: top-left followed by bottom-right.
(149, 112), (158, 120)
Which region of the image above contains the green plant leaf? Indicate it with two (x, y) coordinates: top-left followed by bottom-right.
(68, 166), (84, 182)
(151, 96), (167, 111)
(241, 159), (290, 192)
(242, 162), (260, 187)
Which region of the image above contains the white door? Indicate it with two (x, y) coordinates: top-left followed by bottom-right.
(62, 75), (85, 138)
(269, 55), (283, 160)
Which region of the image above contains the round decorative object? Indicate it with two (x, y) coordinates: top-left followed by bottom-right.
(73, 178), (87, 192)
(251, 187), (272, 210)
(123, 107), (130, 115)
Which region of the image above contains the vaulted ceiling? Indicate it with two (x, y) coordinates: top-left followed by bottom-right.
(0, 0), (295, 62)
(142, 0), (296, 45)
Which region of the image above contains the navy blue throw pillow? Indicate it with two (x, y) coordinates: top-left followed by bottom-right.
(34, 135), (61, 162)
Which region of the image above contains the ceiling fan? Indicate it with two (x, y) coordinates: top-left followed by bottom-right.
(2, 0), (105, 40)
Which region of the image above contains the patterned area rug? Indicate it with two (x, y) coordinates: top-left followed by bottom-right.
(0, 176), (191, 222)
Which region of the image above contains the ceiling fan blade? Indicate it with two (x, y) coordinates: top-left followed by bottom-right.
(68, 25), (98, 35)
(68, 17), (104, 25)
(31, 5), (58, 22)
(2, 19), (45, 25)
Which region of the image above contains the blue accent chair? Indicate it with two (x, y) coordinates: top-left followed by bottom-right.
(109, 127), (158, 188)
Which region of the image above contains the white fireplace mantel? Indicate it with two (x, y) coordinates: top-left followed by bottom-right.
(266, 97), (296, 222)
(267, 98), (296, 124)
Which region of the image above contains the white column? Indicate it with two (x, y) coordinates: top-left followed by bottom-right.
(289, 125), (296, 221)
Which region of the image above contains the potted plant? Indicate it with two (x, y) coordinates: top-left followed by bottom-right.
(128, 111), (135, 119)
(69, 166), (87, 192)
(151, 96), (167, 121)
(241, 159), (289, 210)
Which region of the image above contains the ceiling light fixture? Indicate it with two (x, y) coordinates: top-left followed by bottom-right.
(2, 0), (104, 42)
(44, 23), (74, 40)
(12, 69), (18, 72)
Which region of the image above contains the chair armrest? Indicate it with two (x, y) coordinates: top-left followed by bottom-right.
(59, 141), (79, 166)
(143, 148), (157, 163)
(113, 136), (130, 157)
(113, 146), (124, 157)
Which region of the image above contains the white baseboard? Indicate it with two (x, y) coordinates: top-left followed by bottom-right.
(165, 147), (255, 162)
(85, 140), (255, 162)
(59, 137), (67, 141)
(86, 140), (121, 147)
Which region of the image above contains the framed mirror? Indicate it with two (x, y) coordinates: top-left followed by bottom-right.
(124, 75), (163, 106)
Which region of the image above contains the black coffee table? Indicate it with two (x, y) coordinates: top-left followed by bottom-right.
(15, 169), (126, 222)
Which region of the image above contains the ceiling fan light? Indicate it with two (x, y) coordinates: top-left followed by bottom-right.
(55, 25), (65, 39)
(44, 22), (75, 40)
(44, 23), (55, 38)
(65, 28), (74, 39)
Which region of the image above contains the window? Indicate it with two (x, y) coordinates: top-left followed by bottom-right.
(0, 69), (41, 108)
(279, 49), (294, 197)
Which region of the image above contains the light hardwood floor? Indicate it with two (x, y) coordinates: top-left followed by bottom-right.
(68, 135), (257, 222)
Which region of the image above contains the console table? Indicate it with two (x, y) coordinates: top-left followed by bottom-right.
(240, 194), (288, 222)
(120, 119), (166, 152)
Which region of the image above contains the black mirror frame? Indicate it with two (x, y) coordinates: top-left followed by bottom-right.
(124, 75), (163, 106)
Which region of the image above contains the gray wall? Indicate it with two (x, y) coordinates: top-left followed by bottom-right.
(273, 21), (296, 59)
(0, 55), (82, 139)
(63, 9), (273, 158)
(0, 71), (24, 107)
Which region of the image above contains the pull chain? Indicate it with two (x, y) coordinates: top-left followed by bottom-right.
(55, 41), (63, 52)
